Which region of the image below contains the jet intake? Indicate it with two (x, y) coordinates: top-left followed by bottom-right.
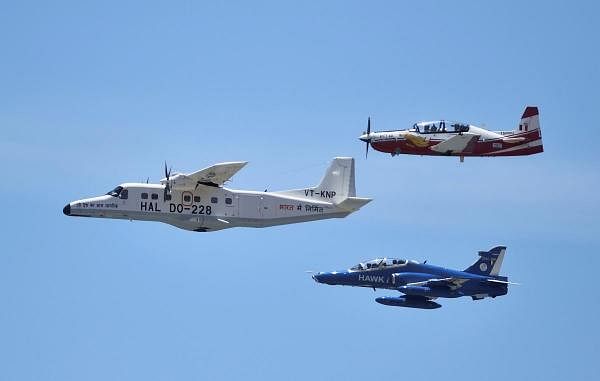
(375, 296), (441, 309)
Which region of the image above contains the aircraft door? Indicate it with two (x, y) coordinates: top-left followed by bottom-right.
(223, 192), (237, 217)
(259, 195), (271, 217)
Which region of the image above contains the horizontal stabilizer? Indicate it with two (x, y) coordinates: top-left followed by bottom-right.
(502, 137), (526, 143)
(485, 279), (520, 286)
(335, 197), (372, 212)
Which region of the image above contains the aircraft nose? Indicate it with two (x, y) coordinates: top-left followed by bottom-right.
(313, 273), (329, 284)
(358, 134), (370, 142)
(312, 272), (337, 285)
(63, 204), (71, 216)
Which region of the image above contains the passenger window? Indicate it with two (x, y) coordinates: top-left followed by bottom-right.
(183, 195), (191, 202)
(141, 193), (148, 199)
(119, 189), (129, 200)
(211, 197), (218, 204)
(194, 196), (201, 203)
(165, 194), (172, 201)
(225, 198), (232, 205)
(151, 193), (158, 200)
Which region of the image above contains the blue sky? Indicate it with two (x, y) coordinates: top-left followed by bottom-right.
(1, 1), (599, 380)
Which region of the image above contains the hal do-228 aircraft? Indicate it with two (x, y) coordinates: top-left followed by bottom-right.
(63, 157), (371, 232)
(359, 106), (543, 161)
(312, 246), (517, 309)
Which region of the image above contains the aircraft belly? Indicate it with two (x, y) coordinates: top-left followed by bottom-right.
(226, 212), (351, 228)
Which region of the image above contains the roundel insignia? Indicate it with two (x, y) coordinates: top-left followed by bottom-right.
(479, 262), (488, 272)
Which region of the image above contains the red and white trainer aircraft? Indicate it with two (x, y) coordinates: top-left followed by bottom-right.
(359, 106), (543, 161)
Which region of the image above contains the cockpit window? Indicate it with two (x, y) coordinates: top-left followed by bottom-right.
(450, 123), (470, 132)
(106, 186), (123, 197)
(415, 121), (469, 134)
(350, 258), (408, 271)
(119, 189), (128, 199)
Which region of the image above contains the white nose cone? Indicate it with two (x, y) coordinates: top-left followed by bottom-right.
(358, 133), (370, 142)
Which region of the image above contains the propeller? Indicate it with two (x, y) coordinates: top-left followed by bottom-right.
(363, 117), (371, 158)
(163, 161), (172, 201)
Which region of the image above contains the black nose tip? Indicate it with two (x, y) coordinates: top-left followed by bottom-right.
(63, 204), (71, 216)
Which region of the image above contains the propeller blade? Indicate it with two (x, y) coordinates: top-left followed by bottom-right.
(365, 117), (371, 159)
(163, 162), (172, 201)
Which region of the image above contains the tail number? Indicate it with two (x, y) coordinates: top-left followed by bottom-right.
(170, 203), (212, 215)
(304, 189), (336, 198)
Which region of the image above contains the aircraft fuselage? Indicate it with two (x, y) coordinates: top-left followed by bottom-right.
(64, 184), (355, 232)
(368, 127), (542, 157)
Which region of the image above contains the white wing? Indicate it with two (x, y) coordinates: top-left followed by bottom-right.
(162, 161), (248, 190)
(429, 133), (480, 154)
(186, 161), (248, 186)
(405, 277), (470, 290)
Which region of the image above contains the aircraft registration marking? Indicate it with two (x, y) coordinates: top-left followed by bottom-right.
(304, 189), (337, 199)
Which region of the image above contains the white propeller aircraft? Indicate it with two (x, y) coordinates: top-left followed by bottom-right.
(63, 157), (371, 232)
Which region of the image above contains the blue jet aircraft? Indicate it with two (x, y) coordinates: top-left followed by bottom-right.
(312, 246), (515, 309)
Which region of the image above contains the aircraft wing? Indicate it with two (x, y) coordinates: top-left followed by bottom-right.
(429, 133), (480, 154)
(406, 277), (470, 290)
(186, 161), (248, 187)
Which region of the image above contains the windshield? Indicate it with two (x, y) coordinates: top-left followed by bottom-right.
(106, 186), (123, 197)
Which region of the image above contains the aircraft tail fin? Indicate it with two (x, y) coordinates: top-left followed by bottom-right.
(315, 157), (356, 201)
(464, 246), (506, 276)
(276, 157), (356, 202)
(516, 106), (541, 133)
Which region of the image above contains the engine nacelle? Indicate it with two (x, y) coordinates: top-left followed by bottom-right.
(160, 174), (195, 191)
(375, 296), (441, 309)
